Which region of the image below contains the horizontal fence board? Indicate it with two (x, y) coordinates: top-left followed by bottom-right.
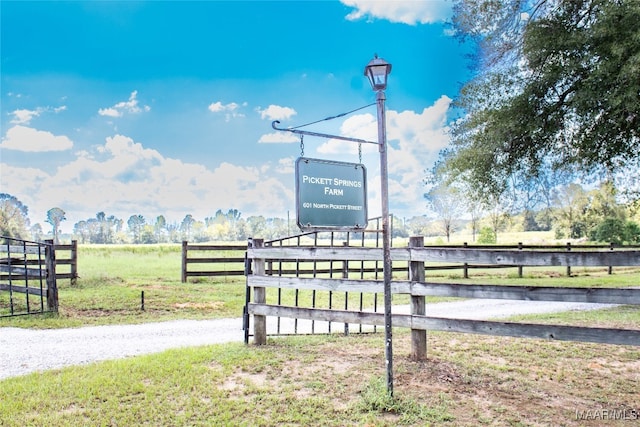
(184, 245), (246, 251)
(0, 245), (45, 255)
(263, 267), (406, 276)
(408, 315), (640, 346)
(53, 244), (75, 250)
(0, 283), (45, 296)
(249, 247), (640, 267)
(408, 248), (640, 267)
(185, 257), (246, 264)
(248, 275), (640, 305)
(249, 303), (383, 325)
(249, 247), (387, 262)
(248, 303), (640, 346)
(0, 265), (46, 277)
(248, 275), (401, 293)
(186, 270), (245, 277)
(411, 282), (640, 305)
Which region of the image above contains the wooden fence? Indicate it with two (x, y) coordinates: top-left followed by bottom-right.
(183, 230), (640, 283)
(245, 237), (640, 357)
(0, 238), (58, 316)
(181, 241), (246, 282)
(54, 240), (78, 286)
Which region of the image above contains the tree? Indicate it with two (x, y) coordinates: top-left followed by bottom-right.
(46, 207), (66, 244)
(246, 216), (267, 239)
(0, 193), (30, 239)
(445, 0), (640, 200)
(30, 223), (44, 241)
(154, 215), (167, 243)
(73, 220), (90, 243)
(127, 215), (146, 243)
(180, 214), (195, 241)
(585, 180), (626, 229)
(483, 193), (511, 244)
(590, 218), (640, 245)
(552, 183), (589, 239)
(424, 183), (463, 242)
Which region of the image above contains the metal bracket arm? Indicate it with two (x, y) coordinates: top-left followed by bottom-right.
(271, 120), (378, 145)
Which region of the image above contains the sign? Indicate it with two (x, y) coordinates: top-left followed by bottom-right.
(296, 157), (368, 230)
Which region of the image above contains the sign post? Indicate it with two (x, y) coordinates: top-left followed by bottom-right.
(295, 157), (367, 231)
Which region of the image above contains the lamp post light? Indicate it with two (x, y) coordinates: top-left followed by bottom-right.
(364, 54), (393, 396)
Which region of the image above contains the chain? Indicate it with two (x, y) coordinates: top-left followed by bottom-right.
(358, 142), (362, 164)
(300, 134), (304, 157)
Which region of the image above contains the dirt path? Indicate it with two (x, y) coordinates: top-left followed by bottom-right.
(0, 299), (614, 380)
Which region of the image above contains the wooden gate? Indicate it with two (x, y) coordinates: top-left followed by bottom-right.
(0, 237), (58, 317)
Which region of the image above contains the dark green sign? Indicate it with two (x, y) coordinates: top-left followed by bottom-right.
(296, 157), (368, 230)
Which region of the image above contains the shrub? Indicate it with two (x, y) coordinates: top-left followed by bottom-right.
(477, 227), (496, 244)
(590, 218), (640, 244)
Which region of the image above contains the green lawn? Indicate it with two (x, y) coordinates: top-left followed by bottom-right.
(1, 243), (639, 426)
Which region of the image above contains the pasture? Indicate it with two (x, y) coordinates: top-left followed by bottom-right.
(1, 242), (639, 425)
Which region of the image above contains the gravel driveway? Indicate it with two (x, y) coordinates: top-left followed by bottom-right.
(0, 299), (614, 380)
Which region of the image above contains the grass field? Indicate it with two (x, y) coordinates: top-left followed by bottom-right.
(1, 330), (638, 426)
(1, 242), (639, 425)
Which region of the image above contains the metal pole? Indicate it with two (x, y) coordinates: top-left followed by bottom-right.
(376, 89), (393, 396)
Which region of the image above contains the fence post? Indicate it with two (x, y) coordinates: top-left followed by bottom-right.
(608, 242), (614, 275)
(181, 241), (188, 283)
(342, 241), (349, 336)
(70, 240), (78, 286)
(518, 242), (523, 278)
(409, 236), (426, 361)
(45, 240), (58, 312)
(463, 242), (469, 279)
(566, 242), (572, 277)
(252, 238), (267, 345)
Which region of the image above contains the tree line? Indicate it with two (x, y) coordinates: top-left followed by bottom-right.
(2, 182), (639, 245)
(0, 197), (298, 244)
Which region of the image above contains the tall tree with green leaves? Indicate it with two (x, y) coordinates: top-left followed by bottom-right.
(127, 214), (146, 243)
(443, 0), (640, 200)
(46, 207), (66, 243)
(0, 193), (30, 239)
(180, 214), (195, 241)
(552, 183), (589, 239)
(424, 183), (463, 242)
(154, 215), (167, 243)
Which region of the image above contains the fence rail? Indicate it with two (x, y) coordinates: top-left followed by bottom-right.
(53, 241), (78, 285)
(183, 233), (640, 282)
(181, 241), (246, 282)
(245, 237), (640, 354)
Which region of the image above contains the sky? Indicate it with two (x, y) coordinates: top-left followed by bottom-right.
(1, 0), (474, 234)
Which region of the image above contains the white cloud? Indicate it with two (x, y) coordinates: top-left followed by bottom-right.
(2, 96), (454, 231)
(315, 96), (453, 218)
(276, 157), (295, 175)
(342, 0), (452, 25)
(258, 132), (299, 144)
(208, 101), (247, 121)
(98, 90), (151, 118)
(0, 125), (74, 152)
(10, 109), (41, 124)
(9, 105), (67, 124)
(257, 105), (297, 121)
(3, 134), (294, 232)
(97, 108), (120, 118)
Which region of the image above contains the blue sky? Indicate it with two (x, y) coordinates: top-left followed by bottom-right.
(1, 0), (473, 233)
